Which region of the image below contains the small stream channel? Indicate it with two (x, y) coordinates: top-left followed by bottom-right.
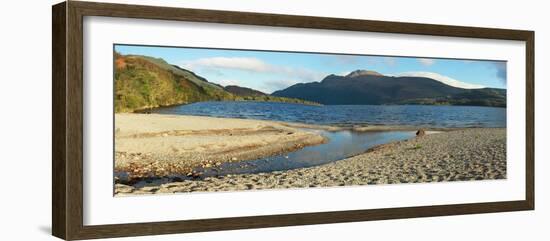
(125, 129), (416, 188)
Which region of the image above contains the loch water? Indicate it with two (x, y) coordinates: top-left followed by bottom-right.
(150, 101), (506, 128)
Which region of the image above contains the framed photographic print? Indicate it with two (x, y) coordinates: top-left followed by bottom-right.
(52, 1), (534, 240)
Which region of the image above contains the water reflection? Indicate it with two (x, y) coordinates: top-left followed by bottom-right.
(196, 130), (416, 177)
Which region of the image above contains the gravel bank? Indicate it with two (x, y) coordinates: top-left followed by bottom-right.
(116, 128), (506, 195)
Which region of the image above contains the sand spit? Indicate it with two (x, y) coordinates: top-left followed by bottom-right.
(114, 113), (326, 182)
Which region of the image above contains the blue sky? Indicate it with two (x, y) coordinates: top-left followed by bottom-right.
(115, 44), (507, 94)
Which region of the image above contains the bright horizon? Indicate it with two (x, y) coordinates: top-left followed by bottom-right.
(115, 44), (507, 94)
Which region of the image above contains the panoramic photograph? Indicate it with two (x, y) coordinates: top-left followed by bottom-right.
(113, 44), (507, 196)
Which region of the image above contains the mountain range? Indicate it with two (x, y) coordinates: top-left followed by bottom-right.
(272, 70), (506, 107)
(114, 53), (506, 112)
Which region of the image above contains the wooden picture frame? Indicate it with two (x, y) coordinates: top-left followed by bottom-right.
(52, 1), (534, 240)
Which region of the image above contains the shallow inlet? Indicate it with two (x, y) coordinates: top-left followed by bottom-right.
(127, 129), (415, 188)
(196, 129), (415, 176)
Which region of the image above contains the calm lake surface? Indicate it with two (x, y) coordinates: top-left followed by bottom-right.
(150, 101), (506, 128)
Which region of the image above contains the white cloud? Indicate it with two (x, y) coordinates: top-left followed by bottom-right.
(214, 79), (241, 87)
(180, 57), (326, 92)
(263, 79), (302, 93)
(276, 66), (326, 82)
(340, 71), (352, 76)
(181, 57), (271, 72)
(418, 58), (436, 66)
(395, 71), (485, 89)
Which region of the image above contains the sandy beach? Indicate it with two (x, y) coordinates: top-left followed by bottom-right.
(115, 114), (506, 195)
(115, 113), (327, 182)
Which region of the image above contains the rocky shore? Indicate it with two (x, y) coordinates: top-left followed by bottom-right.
(116, 128), (506, 195)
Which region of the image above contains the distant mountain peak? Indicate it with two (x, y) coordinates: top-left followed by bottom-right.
(346, 69), (384, 78)
(272, 70), (506, 107)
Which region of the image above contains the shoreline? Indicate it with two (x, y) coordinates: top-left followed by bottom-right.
(116, 127), (506, 195)
(114, 113), (506, 195)
(114, 113), (328, 183)
(130, 100), (322, 114)
(277, 121), (472, 133)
